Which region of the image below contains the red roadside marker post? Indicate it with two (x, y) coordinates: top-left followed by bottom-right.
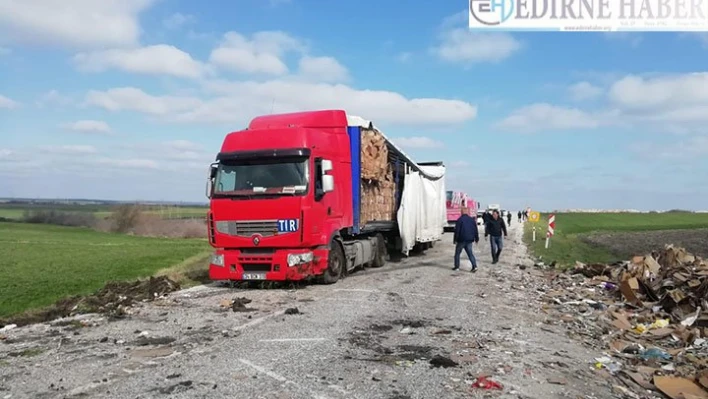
(545, 214), (555, 249)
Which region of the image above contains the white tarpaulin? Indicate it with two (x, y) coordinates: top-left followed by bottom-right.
(397, 164), (446, 256)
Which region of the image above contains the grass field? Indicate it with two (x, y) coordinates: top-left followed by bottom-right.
(523, 212), (708, 267)
(0, 203), (208, 220)
(0, 222), (211, 319)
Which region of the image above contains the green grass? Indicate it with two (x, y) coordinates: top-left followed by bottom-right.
(523, 212), (708, 267)
(0, 203), (207, 220)
(0, 222), (211, 318)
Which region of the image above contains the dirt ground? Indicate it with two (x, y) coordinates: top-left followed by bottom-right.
(0, 222), (620, 399)
(581, 228), (708, 259)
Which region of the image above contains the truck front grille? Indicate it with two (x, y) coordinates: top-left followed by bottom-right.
(215, 220), (279, 237)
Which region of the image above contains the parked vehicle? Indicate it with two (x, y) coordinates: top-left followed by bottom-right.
(205, 110), (447, 284)
(444, 191), (476, 231)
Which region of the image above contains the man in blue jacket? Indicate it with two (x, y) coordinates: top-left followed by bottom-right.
(453, 207), (479, 272)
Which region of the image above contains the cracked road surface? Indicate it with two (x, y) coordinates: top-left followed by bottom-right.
(0, 222), (618, 399)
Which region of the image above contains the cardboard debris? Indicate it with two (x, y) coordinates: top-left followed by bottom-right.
(541, 245), (708, 398)
(654, 376), (708, 399)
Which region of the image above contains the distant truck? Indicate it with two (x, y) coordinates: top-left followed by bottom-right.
(205, 110), (447, 284)
(444, 191), (477, 231)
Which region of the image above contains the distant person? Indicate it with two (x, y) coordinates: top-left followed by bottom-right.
(517, 210), (522, 223)
(452, 206), (479, 272)
(506, 211), (512, 225)
(485, 210), (508, 264)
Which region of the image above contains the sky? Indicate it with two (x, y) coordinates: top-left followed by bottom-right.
(1, 0), (707, 211)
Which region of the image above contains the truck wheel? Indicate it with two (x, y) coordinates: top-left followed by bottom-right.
(371, 234), (386, 268)
(322, 241), (344, 284)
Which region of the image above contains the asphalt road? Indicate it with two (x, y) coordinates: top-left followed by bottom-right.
(0, 220), (619, 399)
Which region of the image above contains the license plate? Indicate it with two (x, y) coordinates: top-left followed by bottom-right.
(242, 273), (266, 280)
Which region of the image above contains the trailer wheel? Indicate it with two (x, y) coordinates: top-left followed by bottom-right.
(371, 234), (386, 268)
(322, 241), (344, 284)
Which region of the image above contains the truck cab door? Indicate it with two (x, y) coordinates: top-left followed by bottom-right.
(313, 157), (338, 227)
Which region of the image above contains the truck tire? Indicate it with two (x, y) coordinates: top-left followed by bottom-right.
(322, 241), (344, 284)
(370, 234), (386, 268)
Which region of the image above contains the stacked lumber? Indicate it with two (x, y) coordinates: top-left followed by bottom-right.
(361, 166), (396, 224)
(360, 128), (396, 225)
(360, 128), (389, 181)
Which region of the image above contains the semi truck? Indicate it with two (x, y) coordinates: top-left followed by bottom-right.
(205, 110), (447, 284)
(444, 191), (477, 231)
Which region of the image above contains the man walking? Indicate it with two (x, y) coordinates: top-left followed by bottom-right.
(506, 211), (512, 226)
(517, 210), (522, 223)
(484, 210), (508, 264)
(453, 206), (479, 272)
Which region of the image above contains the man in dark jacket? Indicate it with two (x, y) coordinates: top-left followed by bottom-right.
(485, 210), (508, 264)
(453, 207), (479, 272)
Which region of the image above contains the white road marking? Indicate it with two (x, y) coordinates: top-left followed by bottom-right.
(232, 310), (287, 332)
(258, 338), (329, 343)
(237, 358), (331, 399)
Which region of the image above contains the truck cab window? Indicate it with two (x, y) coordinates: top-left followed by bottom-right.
(314, 158), (324, 201)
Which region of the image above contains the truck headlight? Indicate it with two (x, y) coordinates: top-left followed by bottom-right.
(210, 253), (225, 267)
(287, 251), (314, 267)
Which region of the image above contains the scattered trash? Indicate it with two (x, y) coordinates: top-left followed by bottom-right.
(0, 324), (17, 333)
(639, 348), (671, 361)
(546, 245), (708, 396)
(229, 297), (256, 313)
(470, 376), (503, 390)
(429, 355), (458, 368)
(547, 377), (568, 385)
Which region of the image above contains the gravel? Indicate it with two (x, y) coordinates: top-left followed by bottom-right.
(0, 222), (618, 399)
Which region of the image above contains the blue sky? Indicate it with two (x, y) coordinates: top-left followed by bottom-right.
(1, 0), (707, 211)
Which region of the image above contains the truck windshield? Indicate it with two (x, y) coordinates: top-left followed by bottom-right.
(213, 158), (309, 197)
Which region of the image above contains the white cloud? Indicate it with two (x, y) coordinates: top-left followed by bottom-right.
(73, 45), (208, 79)
(0, 94), (18, 109)
(297, 56), (349, 83)
(397, 52), (412, 62)
(0, 0), (155, 49)
(568, 81), (603, 101)
(209, 31), (306, 75)
(96, 158), (159, 169)
(36, 90), (73, 107)
(163, 13), (194, 30)
(84, 87), (201, 115)
(609, 73), (708, 112)
(62, 120), (112, 135)
(630, 136), (708, 159)
(604, 32), (643, 47)
(496, 103), (600, 133)
(391, 137), (444, 149)
(40, 145), (97, 155)
(432, 29), (521, 64)
(85, 82), (478, 126)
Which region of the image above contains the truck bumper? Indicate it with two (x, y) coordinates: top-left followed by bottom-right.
(208, 248), (330, 282)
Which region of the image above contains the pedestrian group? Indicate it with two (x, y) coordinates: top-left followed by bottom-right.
(453, 207), (528, 272)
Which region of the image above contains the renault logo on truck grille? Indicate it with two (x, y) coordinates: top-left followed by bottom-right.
(252, 234), (261, 246)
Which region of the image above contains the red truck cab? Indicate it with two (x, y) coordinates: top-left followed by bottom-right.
(206, 111), (354, 283)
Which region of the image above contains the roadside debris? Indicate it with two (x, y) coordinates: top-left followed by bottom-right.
(225, 297), (256, 313)
(0, 276), (180, 328)
(284, 307), (301, 315)
(541, 245), (708, 397)
(429, 355), (458, 368)
(470, 376), (503, 390)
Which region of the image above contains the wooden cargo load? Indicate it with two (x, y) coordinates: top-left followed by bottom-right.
(360, 128), (396, 225)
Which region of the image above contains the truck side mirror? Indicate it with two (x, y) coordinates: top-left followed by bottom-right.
(206, 163), (218, 199)
(321, 159), (333, 173)
(322, 175), (334, 193)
